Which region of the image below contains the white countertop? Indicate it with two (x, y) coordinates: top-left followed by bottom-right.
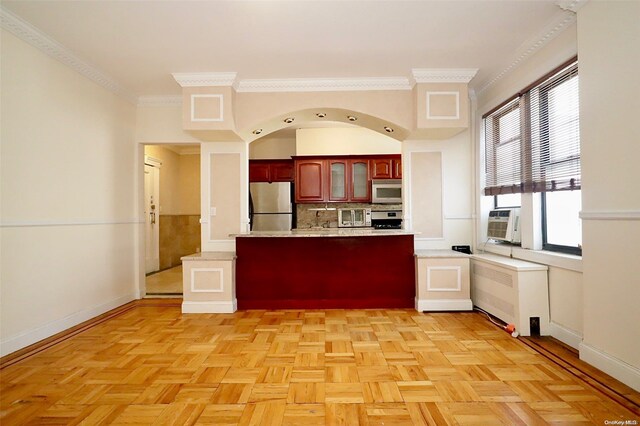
(233, 229), (416, 238)
(415, 249), (470, 258)
(182, 252), (236, 261)
(471, 253), (548, 271)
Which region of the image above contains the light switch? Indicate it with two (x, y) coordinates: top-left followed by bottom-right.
(210, 207), (217, 216)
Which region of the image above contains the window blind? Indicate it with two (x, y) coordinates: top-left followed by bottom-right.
(484, 60), (579, 195)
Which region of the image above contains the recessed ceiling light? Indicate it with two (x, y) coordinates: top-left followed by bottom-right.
(252, 129), (262, 135)
(384, 126), (394, 133)
(347, 116), (357, 122)
(316, 113), (326, 118)
(284, 117), (295, 124)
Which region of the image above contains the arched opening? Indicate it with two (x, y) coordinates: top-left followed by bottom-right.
(246, 108), (405, 232)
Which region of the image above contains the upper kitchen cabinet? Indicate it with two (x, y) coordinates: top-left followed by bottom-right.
(295, 159), (326, 202)
(249, 160), (294, 183)
(371, 155), (402, 179)
(294, 156), (372, 203)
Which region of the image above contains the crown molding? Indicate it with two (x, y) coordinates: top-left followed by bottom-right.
(137, 95), (183, 106)
(0, 6), (136, 104)
(172, 72), (238, 88)
(556, 0), (589, 13)
(410, 68), (478, 85)
(476, 9), (577, 96)
(236, 77), (412, 93)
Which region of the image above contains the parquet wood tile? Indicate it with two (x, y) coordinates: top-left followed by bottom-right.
(1, 305), (638, 425)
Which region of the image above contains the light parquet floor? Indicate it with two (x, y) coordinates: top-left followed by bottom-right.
(1, 304), (638, 425)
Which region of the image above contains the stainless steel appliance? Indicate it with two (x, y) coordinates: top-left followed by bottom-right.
(371, 210), (403, 229)
(338, 208), (371, 228)
(249, 182), (294, 231)
(372, 179), (402, 204)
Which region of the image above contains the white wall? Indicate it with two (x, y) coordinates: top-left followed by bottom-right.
(0, 30), (138, 355)
(296, 127), (400, 155)
(577, 1), (640, 390)
(405, 130), (474, 250)
(249, 136), (296, 159)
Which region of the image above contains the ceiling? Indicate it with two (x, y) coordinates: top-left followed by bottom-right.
(1, 1), (572, 98)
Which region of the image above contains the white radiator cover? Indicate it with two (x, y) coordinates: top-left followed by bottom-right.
(471, 254), (549, 336)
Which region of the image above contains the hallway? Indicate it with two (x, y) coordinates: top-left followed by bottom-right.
(146, 265), (182, 295)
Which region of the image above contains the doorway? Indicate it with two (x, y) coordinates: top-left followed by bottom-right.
(143, 144), (201, 296)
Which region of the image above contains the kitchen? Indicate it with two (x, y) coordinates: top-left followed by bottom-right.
(238, 126), (415, 309)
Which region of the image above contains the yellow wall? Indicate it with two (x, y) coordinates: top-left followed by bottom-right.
(144, 146), (200, 215)
(0, 29), (138, 355)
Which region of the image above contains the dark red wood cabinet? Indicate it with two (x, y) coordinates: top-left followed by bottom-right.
(249, 160), (294, 182)
(295, 159), (325, 202)
(371, 156), (402, 179)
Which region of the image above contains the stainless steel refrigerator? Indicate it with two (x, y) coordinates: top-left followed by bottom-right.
(249, 182), (294, 231)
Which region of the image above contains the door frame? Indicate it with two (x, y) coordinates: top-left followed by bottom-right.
(144, 156), (161, 274)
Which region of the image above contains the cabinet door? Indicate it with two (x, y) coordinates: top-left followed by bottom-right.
(393, 158), (402, 179)
(350, 159), (371, 202)
(249, 162), (271, 182)
(328, 160), (348, 201)
(371, 159), (393, 179)
(271, 161), (294, 182)
(295, 160), (325, 202)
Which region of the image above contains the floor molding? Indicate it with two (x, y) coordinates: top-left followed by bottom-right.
(520, 336), (640, 417)
(0, 298), (181, 369)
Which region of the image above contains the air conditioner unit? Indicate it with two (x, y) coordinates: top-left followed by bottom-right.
(487, 208), (521, 243)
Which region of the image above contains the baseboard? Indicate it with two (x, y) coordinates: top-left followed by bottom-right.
(416, 298), (473, 312)
(579, 342), (640, 391)
(182, 300), (237, 314)
(549, 322), (583, 350)
(0, 292), (138, 357)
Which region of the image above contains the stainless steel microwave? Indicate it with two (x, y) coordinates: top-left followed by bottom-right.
(372, 179), (402, 204)
(338, 208), (371, 228)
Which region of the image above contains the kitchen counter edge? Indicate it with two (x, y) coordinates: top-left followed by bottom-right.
(232, 229), (417, 238)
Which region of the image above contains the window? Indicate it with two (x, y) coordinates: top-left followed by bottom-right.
(542, 190), (582, 255)
(494, 193), (521, 209)
(484, 57), (581, 254)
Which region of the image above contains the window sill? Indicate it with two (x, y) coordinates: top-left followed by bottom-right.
(476, 242), (582, 273)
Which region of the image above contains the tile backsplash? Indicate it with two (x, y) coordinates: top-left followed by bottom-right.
(296, 203), (402, 229)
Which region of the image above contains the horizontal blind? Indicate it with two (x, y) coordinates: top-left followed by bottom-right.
(484, 60), (579, 195)
(484, 97), (522, 195)
(529, 63), (580, 192)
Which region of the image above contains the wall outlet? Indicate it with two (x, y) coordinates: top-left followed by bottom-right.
(529, 317), (540, 336)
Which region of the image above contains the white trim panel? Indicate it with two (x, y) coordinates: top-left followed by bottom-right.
(549, 321), (583, 350)
(426, 91), (460, 120)
(182, 300), (237, 314)
(191, 94), (223, 122)
(579, 342), (640, 391)
(0, 292), (137, 357)
(416, 298), (473, 312)
(580, 210), (640, 220)
(426, 266), (462, 292)
(190, 267), (224, 293)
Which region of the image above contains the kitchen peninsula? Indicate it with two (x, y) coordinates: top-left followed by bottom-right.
(234, 229), (415, 309)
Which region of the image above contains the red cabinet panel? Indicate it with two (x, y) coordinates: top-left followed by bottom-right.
(393, 158), (402, 179)
(295, 160), (325, 202)
(371, 158), (393, 179)
(249, 160), (294, 182)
